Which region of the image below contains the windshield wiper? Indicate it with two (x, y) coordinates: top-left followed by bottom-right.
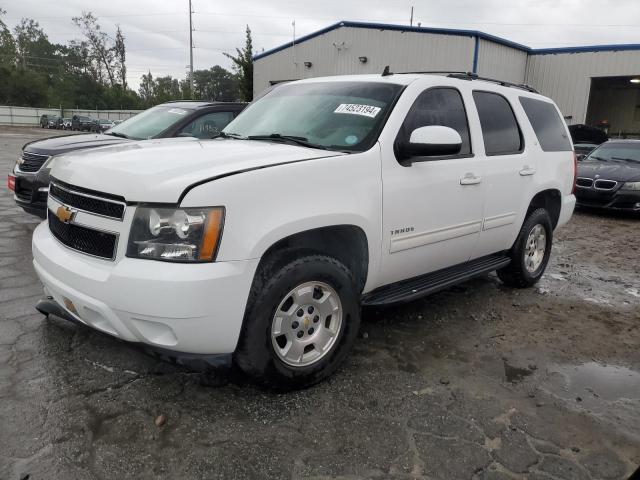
(105, 131), (131, 139)
(246, 133), (328, 150)
(588, 155), (607, 162)
(213, 131), (245, 139)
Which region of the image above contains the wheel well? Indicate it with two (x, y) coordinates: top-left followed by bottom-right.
(256, 225), (369, 293)
(528, 189), (561, 229)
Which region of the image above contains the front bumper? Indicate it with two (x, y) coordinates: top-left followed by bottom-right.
(575, 187), (640, 211)
(13, 167), (50, 218)
(32, 222), (259, 355)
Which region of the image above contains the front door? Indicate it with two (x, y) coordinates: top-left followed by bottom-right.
(379, 87), (485, 287)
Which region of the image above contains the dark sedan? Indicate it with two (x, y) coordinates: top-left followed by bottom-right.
(10, 101), (245, 218)
(575, 140), (640, 212)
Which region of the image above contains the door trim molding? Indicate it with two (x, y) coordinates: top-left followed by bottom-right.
(390, 220), (482, 253)
(482, 212), (517, 231)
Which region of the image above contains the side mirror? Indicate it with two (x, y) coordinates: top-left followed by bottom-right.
(401, 125), (462, 161)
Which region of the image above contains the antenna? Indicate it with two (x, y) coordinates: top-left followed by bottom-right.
(292, 20), (297, 67)
(410, 6), (414, 26)
(382, 66), (392, 77)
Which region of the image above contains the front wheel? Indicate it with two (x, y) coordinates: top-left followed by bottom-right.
(497, 208), (553, 288)
(234, 254), (361, 390)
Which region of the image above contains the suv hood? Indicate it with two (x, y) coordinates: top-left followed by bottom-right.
(578, 160), (640, 182)
(51, 138), (346, 203)
(24, 133), (133, 156)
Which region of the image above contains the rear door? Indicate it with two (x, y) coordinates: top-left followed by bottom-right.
(469, 90), (535, 258)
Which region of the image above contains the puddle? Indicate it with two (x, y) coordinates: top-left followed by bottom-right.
(503, 359), (535, 383)
(546, 362), (640, 402)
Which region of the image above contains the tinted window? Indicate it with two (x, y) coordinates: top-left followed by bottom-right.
(179, 111), (235, 139)
(397, 88), (471, 156)
(473, 91), (522, 155)
(519, 97), (571, 152)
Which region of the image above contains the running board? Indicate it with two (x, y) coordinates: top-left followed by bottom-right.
(362, 253), (510, 306)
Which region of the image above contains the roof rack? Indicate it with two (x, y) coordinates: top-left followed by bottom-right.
(381, 68), (538, 93)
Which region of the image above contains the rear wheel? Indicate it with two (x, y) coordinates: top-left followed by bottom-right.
(498, 208), (553, 288)
(234, 254), (361, 390)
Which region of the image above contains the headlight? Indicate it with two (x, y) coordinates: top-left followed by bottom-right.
(621, 181), (640, 191)
(126, 206), (225, 262)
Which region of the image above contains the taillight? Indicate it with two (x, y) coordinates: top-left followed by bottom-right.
(7, 175), (16, 192)
(572, 152), (578, 194)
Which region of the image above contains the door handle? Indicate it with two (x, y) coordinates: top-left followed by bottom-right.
(519, 165), (536, 176)
(460, 173), (482, 185)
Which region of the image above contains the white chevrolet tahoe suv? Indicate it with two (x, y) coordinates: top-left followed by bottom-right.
(32, 72), (576, 388)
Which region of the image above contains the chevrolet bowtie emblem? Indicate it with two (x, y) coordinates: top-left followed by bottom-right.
(56, 205), (76, 224)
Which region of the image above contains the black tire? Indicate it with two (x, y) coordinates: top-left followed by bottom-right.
(497, 208), (553, 288)
(234, 254), (361, 390)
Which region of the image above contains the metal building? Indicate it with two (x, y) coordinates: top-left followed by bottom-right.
(253, 21), (640, 136)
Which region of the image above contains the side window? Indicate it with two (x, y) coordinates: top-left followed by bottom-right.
(519, 97), (572, 152)
(472, 91), (523, 156)
(397, 87), (472, 158)
(179, 111), (235, 139)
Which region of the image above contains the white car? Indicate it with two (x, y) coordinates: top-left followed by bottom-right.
(32, 73), (576, 388)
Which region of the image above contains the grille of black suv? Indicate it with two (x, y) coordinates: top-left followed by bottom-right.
(575, 177), (593, 188)
(19, 151), (49, 172)
(48, 212), (118, 260)
(594, 179), (617, 190)
(50, 182), (125, 220)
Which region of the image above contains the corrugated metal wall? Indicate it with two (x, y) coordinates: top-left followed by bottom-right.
(254, 27), (476, 95)
(476, 39), (527, 84)
(525, 50), (640, 125)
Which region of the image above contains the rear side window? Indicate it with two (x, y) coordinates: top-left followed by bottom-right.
(519, 97), (572, 152)
(473, 91), (523, 155)
(397, 87), (472, 157)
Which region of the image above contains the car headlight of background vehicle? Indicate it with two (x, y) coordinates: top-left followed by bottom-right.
(126, 206), (225, 262)
(620, 181), (640, 191)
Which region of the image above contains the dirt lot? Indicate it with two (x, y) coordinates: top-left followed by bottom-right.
(1, 127), (639, 480)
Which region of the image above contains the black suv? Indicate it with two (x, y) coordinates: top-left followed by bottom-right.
(71, 115), (95, 131)
(12, 101), (245, 218)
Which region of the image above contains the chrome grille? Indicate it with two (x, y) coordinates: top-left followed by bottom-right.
(576, 177), (593, 188)
(49, 181), (126, 220)
(18, 151), (49, 173)
(594, 179), (617, 190)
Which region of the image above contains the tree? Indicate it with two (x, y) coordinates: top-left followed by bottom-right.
(0, 8), (16, 65)
(192, 66), (238, 101)
(114, 25), (126, 89)
(224, 25), (253, 101)
(138, 71), (154, 105)
(154, 75), (181, 103)
(72, 12), (116, 86)
(13, 18), (47, 69)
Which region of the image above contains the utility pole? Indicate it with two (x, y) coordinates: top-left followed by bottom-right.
(410, 6), (414, 26)
(189, 0), (194, 97)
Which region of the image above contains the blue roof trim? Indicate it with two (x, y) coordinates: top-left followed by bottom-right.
(531, 44), (640, 55)
(252, 20), (640, 62)
(252, 20), (530, 61)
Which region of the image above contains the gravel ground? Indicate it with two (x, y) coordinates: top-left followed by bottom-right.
(1, 127), (639, 480)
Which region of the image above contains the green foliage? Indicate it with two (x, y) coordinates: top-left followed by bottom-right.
(224, 25), (253, 101)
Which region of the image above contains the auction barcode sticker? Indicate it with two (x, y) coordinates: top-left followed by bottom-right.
(334, 104), (381, 118)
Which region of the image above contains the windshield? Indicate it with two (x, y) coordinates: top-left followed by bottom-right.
(223, 81), (404, 152)
(584, 142), (640, 164)
(108, 105), (194, 140)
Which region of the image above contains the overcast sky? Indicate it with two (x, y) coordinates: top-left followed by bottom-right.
(3, 0), (640, 89)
